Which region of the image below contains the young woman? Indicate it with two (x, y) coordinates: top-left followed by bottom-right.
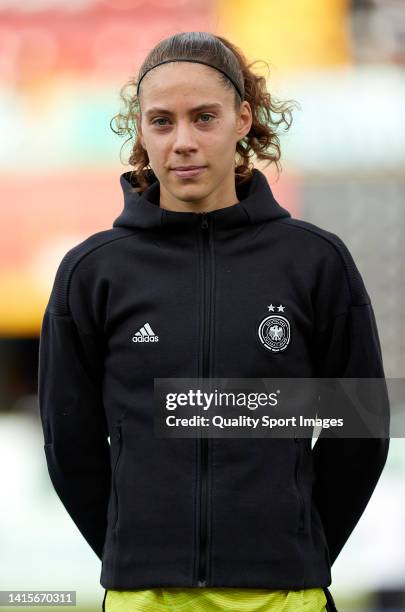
(38, 31), (389, 612)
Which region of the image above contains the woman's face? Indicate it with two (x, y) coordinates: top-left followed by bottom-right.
(136, 61), (252, 205)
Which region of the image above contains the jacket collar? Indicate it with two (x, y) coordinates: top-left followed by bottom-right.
(113, 168), (291, 231)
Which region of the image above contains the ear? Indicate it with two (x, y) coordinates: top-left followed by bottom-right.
(135, 113), (145, 149)
(236, 100), (252, 140)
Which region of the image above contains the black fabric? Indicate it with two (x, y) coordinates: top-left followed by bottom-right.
(323, 586), (339, 611)
(38, 168), (390, 590)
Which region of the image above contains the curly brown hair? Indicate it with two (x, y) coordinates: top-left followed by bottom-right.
(110, 31), (300, 192)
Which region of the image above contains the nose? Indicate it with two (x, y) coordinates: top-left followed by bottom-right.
(172, 121), (198, 154)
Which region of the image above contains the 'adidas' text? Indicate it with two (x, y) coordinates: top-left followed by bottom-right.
(132, 322), (159, 343)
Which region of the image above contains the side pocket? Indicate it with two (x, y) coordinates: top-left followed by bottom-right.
(112, 424), (123, 531)
(294, 437), (305, 532)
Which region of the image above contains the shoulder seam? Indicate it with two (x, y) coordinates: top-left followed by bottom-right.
(47, 229), (136, 316)
(43, 309), (102, 342)
(316, 302), (372, 333)
(272, 218), (370, 305)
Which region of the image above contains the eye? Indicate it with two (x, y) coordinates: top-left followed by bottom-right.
(198, 113), (215, 123)
(151, 113), (215, 127)
(151, 117), (170, 127)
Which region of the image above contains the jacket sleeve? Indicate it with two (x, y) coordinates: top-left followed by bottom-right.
(38, 248), (111, 560)
(311, 238), (390, 567)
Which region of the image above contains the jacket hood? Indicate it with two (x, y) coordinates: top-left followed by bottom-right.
(113, 168), (291, 231)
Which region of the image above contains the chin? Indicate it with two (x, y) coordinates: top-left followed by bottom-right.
(176, 189), (207, 203)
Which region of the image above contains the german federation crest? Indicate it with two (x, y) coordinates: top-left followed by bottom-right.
(257, 308), (290, 353)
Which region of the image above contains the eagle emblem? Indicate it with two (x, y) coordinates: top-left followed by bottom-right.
(257, 308), (290, 353)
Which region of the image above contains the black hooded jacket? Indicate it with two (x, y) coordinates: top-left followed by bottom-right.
(38, 168), (390, 590)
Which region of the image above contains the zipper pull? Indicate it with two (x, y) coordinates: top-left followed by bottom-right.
(117, 425), (121, 440)
(201, 212), (208, 229)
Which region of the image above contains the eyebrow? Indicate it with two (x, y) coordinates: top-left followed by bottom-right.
(144, 103), (223, 118)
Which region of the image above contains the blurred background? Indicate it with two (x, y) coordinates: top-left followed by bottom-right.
(0, 0), (404, 610)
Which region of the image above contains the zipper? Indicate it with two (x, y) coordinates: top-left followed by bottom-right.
(294, 437), (305, 531)
(113, 424), (123, 531)
(197, 211), (211, 587)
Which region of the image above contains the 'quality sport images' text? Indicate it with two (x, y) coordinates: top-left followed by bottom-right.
(165, 414), (344, 430)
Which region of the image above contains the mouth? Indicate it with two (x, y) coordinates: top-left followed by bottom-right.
(171, 166), (207, 179)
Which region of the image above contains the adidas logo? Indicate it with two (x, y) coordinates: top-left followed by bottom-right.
(132, 322), (159, 343)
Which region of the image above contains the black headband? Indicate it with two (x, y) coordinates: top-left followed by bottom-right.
(136, 58), (244, 100)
